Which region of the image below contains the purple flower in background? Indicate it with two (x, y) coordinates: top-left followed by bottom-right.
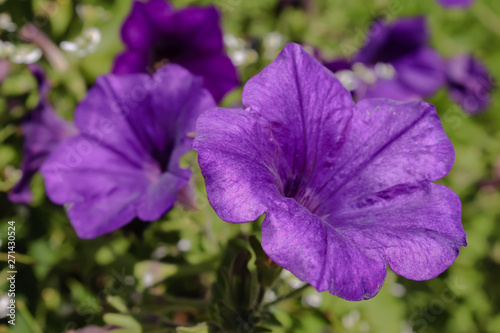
(112, 0), (239, 103)
(194, 43), (466, 301)
(445, 54), (493, 114)
(323, 17), (445, 102)
(41, 65), (215, 238)
(8, 65), (78, 204)
(437, 0), (475, 8)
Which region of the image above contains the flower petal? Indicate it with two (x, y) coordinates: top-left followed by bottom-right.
(171, 6), (224, 52)
(121, 1), (156, 49)
(8, 65), (77, 204)
(242, 43), (354, 191)
(312, 99), (455, 215)
(354, 17), (428, 65)
(40, 135), (149, 238)
(445, 54), (493, 114)
(73, 72), (154, 167)
(394, 47), (445, 98)
(74, 65), (212, 169)
(333, 183), (465, 281)
(136, 171), (190, 221)
(262, 197), (387, 301)
(176, 53), (239, 103)
(111, 50), (149, 75)
(357, 48), (445, 101)
(41, 136), (149, 204)
(322, 58), (352, 73)
(68, 190), (141, 239)
(356, 77), (420, 101)
(8, 103), (77, 203)
(262, 182), (465, 301)
(194, 107), (281, 222)
(149, 65), (216, 173)
(144, 0), (174, 33)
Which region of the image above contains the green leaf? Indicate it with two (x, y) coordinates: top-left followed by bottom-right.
(134, 260), (179, 291)
(106, 295), (129, 313)
(103, 313), (142, 333)
(176, 322), (210, 333)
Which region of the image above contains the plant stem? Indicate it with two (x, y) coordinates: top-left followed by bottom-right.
(253, 285), (266, 310)
(263, 284), (310, 308)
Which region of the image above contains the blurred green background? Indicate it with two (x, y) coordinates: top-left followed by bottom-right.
(1, 0), (500, 332)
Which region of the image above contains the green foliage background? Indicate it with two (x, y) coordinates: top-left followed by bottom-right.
(1, 0), (500, 332)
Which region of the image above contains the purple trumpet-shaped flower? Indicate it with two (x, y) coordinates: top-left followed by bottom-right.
(194, 43), (466, 301)
(445, 54), (493, 114)
(323, 17), (445, 102)
(112, 0), (239, 103)
(40, 65), (215, 238)
(437, 0), (475, 8)
(8, 65), (78, 204)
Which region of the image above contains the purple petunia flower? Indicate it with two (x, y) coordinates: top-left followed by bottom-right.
(112, 0), (239, 103)
(323, 17), (445, 102)
(437, 0), (475, 8)
(445, 54), (493, 114)
(40, 65), (215, 238)
(8, 65), (78, 204)
(194, 43), (466, 301)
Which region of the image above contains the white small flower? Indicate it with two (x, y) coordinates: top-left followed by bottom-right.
(0, 40), (15, 58)
(0, 13), (17, 32)
(302, 292), (322, 308)
(288, 277), (307, 289)
(390, 282), (406, 297)
(60, 27), (102, 57)
(0, 295), (11, 318)
(142, 272), (155, 288)
(10, 46), (42, 64)
(335, 69), (359, 91)
(263, 290), (277, 303)
(352, 62), (377, 85)
(374, 62), (397, 80)
(342, 310), (361, 329)
(177, 239), (192, 252)
(224, 34), (245, 50)
(359, 320), (370, 332)
(264, 32), (283, 49)
(264, 32), (283, 59)
(152, 244), (169, 259)
(280, 269), (293, 279)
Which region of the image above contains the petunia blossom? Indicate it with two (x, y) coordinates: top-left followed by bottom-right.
(437, 0), (475, 8)
(112, 0), (239, 103)
(445, 54), (493, 114)
(194, 43), (466, 301)
(40, 65), (215, 238)
(8, 65), (78, 204)
(322, 17), (445, 102)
